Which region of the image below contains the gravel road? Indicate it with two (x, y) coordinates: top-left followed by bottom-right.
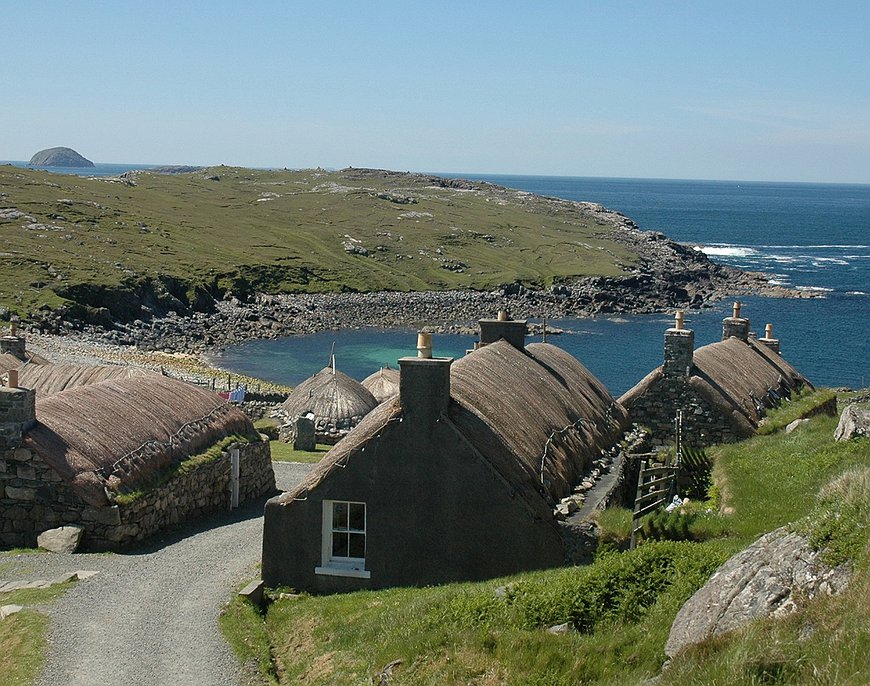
(1, 461), (313, 686)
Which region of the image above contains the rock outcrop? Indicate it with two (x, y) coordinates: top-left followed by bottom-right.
(835, 404), (870, 441)
(665, 527), (851, 658)
(28, 147), (94, 167)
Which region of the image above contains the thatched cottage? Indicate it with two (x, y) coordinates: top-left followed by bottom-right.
(280, 363), (379, 444)
(1, 369), (275, 550)
(620, 303), (813, 446)
(262, 317), (629, 592)
(361, 366), (400, 403)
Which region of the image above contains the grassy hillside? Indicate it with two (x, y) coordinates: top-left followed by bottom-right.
(222, 393), (870, 685)
(0, 165), (638, 318)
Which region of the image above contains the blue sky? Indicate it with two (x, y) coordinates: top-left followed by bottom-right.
(4, 1), (869, 182)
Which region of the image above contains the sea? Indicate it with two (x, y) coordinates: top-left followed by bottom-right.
(5, 162), (869, 393)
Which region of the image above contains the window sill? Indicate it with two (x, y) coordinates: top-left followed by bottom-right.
(315, 565), (371, 579)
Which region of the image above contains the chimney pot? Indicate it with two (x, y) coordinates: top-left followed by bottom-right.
(765, 323), (773, 339)
(497, 310), (508, 321)
(416, 331), (432, 359)
(675, 311), (684, 331)
(733, 301), (742, 319)
(7, 369), (18, 388)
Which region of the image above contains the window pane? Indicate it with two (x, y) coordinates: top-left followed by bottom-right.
(332, 532), (349, 557)
(332, 502), (348, 530)
(349, 503), (365, 531)
(349, 533), (366, 558)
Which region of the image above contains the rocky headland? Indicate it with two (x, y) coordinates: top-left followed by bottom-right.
(28, 146), (94, 167)
(1, 165), (812, 359)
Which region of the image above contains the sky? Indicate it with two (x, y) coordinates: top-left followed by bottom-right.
(3, 1), (870, 183)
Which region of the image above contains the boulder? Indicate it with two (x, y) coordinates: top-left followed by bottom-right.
(665, 527), (851, 658)
(37, 525), (85, 554)
(834, 404), (870, 441)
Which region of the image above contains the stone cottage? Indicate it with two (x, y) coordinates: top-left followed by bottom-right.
(619, 303), (812, 446)
(1, 372), (275, 550)
(262, 316), (629, 593)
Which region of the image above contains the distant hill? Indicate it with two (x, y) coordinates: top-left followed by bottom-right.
(0, 165), (748, 324)
(29, 147), (94, 167)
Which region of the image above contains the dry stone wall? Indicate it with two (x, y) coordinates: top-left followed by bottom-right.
(1, 436), (274, 550)
(629, 377), (738, 447)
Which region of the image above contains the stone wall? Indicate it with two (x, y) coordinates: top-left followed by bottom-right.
(0, 444), (86, 548)
(628, 377), (738, 447)
(1, 437), (274, 550)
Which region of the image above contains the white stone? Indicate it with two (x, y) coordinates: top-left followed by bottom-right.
(37, 525), (84, 554)
(0, 604), (24, 620)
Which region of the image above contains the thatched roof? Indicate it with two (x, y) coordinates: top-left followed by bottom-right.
(281, 366), (379, 438)
(24, 375), (258, 507)
(277, 340), (628, 510)
(361, 366), (400, 402)
(450, 341), (629, 501)
(0, 351), (48, 374)
(18, 363), (158, 397)
(620, 337), (812, 437)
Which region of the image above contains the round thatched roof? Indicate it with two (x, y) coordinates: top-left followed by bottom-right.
(361, 366), (400, 403)
(281, 366), (379, 442)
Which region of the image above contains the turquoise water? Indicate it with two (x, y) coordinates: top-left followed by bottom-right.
(214, 176), (870, 393)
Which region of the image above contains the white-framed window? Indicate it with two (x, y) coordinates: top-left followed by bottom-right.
(315, 500), (370, 579)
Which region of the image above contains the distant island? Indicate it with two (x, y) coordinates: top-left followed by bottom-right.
(28, 146), (94, 168)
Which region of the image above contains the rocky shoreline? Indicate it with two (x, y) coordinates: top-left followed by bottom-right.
(16, 229), (810, 358)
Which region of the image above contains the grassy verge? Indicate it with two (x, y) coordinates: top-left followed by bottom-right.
(220, 595), (279, 686)
(231, 401), (869, 685)
(269, 441), (330, 464)
(0, 582), (75, 686)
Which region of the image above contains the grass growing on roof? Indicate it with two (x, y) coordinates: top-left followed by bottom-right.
(113, 434), (252, 505)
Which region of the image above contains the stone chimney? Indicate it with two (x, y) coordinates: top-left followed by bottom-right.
(722, 301), (750, 341)
(663, 311), (694, 377)
(399, 333), (453, 425)
(759, 322), (781, 354)
(0, 323), (26, 360)
(478, 310), (527, 350)
(0, 384), (36, 450)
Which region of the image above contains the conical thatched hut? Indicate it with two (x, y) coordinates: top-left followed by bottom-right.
(280, 366), (379, 444)
(361, 366), (400, 403)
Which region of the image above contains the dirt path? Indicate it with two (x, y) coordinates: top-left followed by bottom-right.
(3, 462), (312, 686)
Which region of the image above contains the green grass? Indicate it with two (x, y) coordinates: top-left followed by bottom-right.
(113, 434), (252, 505)
(757, 387), (838, 435)
(0, 582), (75, 686)
(269, 441), (330, 463)
(0, 165), (637, 318)
(228, 405), (870, 685)
(220, 595), (280, 685)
